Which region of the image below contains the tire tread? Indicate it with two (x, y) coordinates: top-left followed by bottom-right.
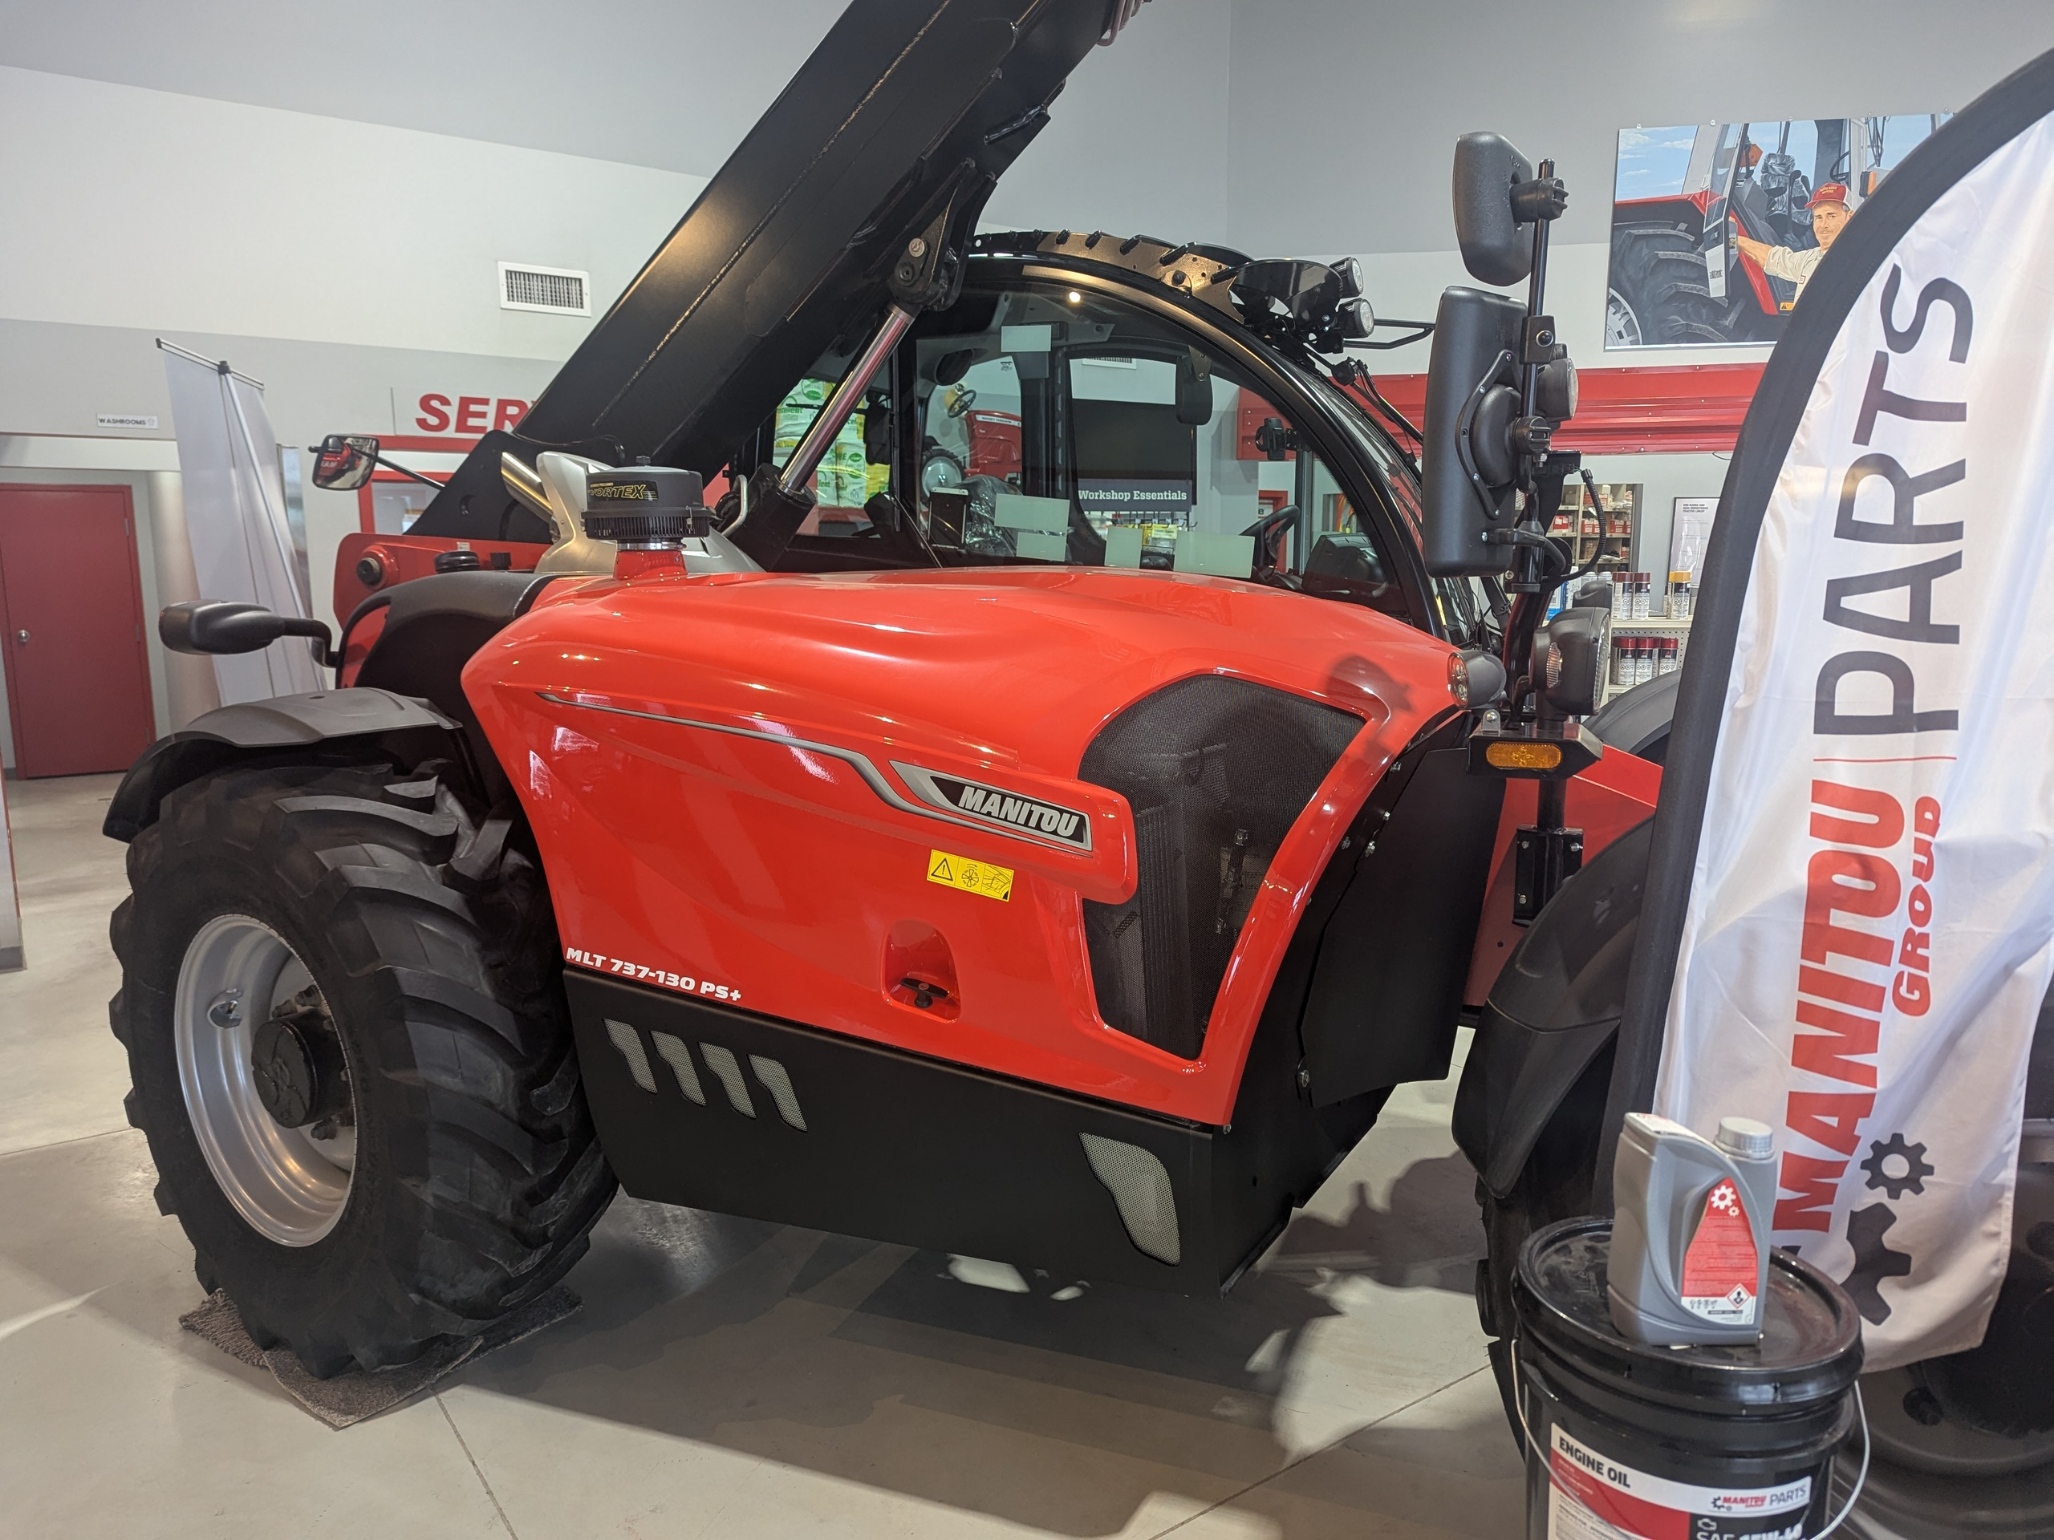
(109, 762), (614, 1376)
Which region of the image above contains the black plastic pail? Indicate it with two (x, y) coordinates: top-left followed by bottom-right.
(1514, 1217), (1864, 1540)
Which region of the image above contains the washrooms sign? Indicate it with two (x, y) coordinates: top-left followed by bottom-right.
(1633, 53), (2054, 1370)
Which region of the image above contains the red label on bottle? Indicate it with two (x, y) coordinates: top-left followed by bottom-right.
(1679, 1178), (1760, 1325)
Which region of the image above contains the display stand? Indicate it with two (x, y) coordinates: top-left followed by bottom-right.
(0, 774), (22, 971)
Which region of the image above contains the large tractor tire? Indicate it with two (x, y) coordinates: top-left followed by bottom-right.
(109, 761), (615, 1376)
(1609, 223), (1775, 348)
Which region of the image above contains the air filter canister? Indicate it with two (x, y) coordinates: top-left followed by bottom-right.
(583, 461), (708, 548)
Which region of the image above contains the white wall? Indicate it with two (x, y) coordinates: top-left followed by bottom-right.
(0, 2), (1229, 248)
(984, 0), (1234, 239)
(0, 67), (705, 359)
(0, 0), (849, 181)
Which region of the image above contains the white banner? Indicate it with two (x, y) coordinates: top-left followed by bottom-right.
(1652, 113), (2054, 1368)
(160, 345), (322, 704)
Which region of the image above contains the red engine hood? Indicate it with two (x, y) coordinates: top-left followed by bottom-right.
(460, 566), (1464, 1125)
(476, 565), (1458, 776)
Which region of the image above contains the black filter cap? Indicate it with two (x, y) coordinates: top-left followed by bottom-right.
(583, 463), (709, 545)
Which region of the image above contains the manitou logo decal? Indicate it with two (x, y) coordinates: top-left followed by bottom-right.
(909, 771), (1092, 850)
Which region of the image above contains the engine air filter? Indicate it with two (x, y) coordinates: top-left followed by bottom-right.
(582, 462), (708, 546)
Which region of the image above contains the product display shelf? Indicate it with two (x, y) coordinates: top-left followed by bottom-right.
(1601, 615), (1691, 705)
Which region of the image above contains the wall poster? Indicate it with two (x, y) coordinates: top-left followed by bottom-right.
(1668, 495), (1719, 589)
(1608, 116), (1949, 350)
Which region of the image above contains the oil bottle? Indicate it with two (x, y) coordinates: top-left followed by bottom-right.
(1607, 1112), (1777, 1345)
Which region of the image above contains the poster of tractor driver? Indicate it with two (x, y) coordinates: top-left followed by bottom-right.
(1607, 115), (1949, 349)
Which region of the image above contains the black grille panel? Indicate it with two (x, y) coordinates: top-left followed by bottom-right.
(1080, 677), (1363, 1059)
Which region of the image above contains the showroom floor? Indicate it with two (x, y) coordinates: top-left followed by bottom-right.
(0, 773), (1524, 1540)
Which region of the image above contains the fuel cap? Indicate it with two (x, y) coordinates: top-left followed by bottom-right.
(582, 460), (708, 546)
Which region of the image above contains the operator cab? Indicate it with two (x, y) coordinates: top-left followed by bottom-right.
(717, 236), (1499, 648)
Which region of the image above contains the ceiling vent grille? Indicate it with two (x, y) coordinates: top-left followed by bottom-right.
(499, 262), (590, 316)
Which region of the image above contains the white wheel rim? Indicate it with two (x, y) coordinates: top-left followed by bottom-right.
(1607, 289), (1643, 348)
(174, 914), (355, 1246)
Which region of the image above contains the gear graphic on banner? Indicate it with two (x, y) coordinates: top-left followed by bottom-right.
(1843, 1202), (1915, 1325)
(1860, 1132), (1935, 1200)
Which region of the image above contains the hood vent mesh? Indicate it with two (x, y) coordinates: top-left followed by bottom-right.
(1078, 677), (1362, 1059)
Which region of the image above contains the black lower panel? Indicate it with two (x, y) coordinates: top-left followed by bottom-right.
(1299, 746), (1506, 1106)
(568, 973), (1249, 1293)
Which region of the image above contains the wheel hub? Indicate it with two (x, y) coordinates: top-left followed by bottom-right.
(250, 990), (348, 1130)
(175, 914), (357, 1246)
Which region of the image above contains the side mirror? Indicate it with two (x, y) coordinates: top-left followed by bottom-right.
(1535, 606), (1612, 718)
(1418, 287), (1526, 575)
(1453, 132), (1535, 286)
(1175, 348), (1214, 426)
(311, 434), (379, 492)
(160, 600), (332, 658)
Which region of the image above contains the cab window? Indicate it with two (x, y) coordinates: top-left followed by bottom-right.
(766, 370), (892, 539)
(738, 281), (1411, 619)
(902, 282), (1396, 603)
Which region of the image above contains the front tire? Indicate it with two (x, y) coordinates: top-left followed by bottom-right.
(111, 761), (615, 1375)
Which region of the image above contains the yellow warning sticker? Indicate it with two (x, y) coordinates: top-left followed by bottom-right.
(927, 848), (1014, 902)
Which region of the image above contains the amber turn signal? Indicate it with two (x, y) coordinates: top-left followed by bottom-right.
(1483, 740), (1564, 772)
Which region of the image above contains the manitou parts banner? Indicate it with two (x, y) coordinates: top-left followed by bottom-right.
(1624, 56), (2054, 1370)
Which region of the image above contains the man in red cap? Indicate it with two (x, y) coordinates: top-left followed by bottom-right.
(1737, 183), (1851, 305)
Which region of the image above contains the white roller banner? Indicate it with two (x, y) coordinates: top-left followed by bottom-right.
(1650, 110), (2054, 1369)
(160, 344), (322, 705)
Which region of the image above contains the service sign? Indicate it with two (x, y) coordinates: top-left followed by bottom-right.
(1636, 59), (2054, 1369)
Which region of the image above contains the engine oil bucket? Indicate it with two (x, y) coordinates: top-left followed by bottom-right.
(1514, 1217), (1865, 1539)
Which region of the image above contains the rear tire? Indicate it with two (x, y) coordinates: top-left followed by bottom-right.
(1474, 1045), (1613, 1448)
(110, 761), (615, 1375)
(1609, 224), (1774, 347)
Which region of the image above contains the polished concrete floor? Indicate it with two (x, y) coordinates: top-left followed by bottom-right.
(0, 773), (1523, 1540)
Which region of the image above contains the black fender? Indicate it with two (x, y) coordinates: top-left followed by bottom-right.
(103, 688), (463, 843)
(1452, 816), (1652, 1198)
(1584, 668), (1678, 763)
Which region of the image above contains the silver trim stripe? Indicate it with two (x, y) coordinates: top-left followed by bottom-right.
(538, 691), (1092, 853)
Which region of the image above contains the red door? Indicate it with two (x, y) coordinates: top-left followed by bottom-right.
(0, 486), (157, 777)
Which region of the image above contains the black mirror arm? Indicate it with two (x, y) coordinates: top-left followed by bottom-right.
(368, 452), (443, 491)
(1509, 175), (1568, 225)
(283, 617), (344, 671)
(1519, 160), (1563, 422)
(159, 601), (343, 671)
